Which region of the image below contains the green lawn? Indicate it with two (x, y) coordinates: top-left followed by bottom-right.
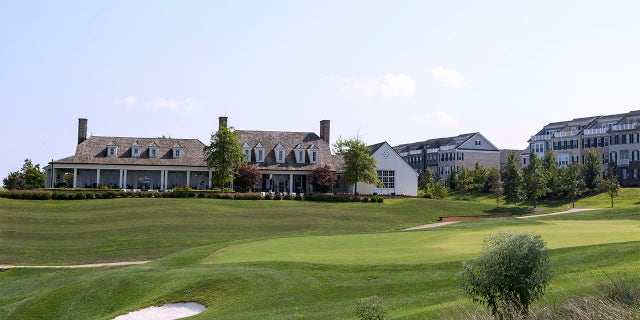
(1, 194), (640, 319)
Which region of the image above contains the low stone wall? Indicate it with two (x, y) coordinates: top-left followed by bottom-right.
(440, 213), (509, 222)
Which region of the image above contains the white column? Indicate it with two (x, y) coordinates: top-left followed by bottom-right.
(160, 170), (165, 191)
(186, 170), (191, 187)
(208, 171), (212, 189)
(269, 173), (273, 192)
(51, 168), (56, 188)
(289, 173), (293, 194)
(73, 168), (78, 188)
(165, 170), (170, 189)
(96, 169), (101, 186)
(119, 170), (123, 188)
(123, 169), (128, 190)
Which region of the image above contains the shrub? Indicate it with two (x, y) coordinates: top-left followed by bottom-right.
(294, 194), (303, 201)
(233, 193), (263, 200)
(305, 194), (355, 202)
(355, 296), (387, 320)
(273, 193), (282, 200)
(263, 193), (273, 200)
(283, 194), (292, 200)
(85, 193), (96, 199)
(361, 197), (369, 203)
(223, 188), (234, 193)
(372, 195), (384, 203)
(74, 193), (86, 200)
(460, 232), (551, 318)
(1, 190), (51, 200)
(197, 193), (205, 198)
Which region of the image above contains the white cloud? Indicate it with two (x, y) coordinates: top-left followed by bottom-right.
(380, 74), (416, 97)
(323, 74), (415, 98)
(429, 67), (466, 87)
(114, 96), (138, 107)
(408, 111), (460, 128)
(145, 98), (199, 113)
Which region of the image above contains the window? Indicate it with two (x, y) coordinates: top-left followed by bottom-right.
(295, 146), (305, 164)
(149, 147), (158, 158)
(475, 140), (481, 146)
(172, 147), (183, 158)
(377, 170), (395, 189)
(278, 150), (284, 162)
(243, 148), (251, 162)
(255, 147), (265, 162)
(132, 147), (140, 158)
(107, 146), (117, 157)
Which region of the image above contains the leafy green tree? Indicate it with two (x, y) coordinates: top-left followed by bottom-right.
(502, 151), (522, 203)
(311, 165), (337, 193)
(446, 169), (458, 190)
(472, 163), (488, 192)
(456, 166), (474, 195)
(418, 169), (433, 193)
(541, 150), (561, 197)
(486, 166), (503, 204)
(559, 163), (584, 208)
(204, 125), (246, 189)
(461, 232), (551, 318)
(583, 148), (602, 189)
(599, 167), (620, 208)
(333, 137), (381, 195)
(2, 159), (45, 190)
(234, 163), (261, 192)
(431, 181), (448, 199)
(522, 152), (549, 208)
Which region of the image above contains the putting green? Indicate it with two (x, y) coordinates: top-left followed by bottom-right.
(206, 220), (640, 265)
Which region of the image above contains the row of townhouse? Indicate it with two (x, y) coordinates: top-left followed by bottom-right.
(393, 133), (502, 182)
(526, 110), (640, 186)
(44, 117), (418, 196)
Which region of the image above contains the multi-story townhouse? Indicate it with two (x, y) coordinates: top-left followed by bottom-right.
(528, 110), (640, 186)
(395, 133), (501, 182)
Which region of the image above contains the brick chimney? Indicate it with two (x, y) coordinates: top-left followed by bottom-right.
(219, 116), (228, 130)
(320, 120), (330, 144)
(78, 118), (88, 144)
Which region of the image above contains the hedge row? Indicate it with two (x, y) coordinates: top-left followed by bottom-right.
(0, 190), (384, 203)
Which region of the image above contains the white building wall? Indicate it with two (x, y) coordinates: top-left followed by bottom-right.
(357, 143), (418, 196)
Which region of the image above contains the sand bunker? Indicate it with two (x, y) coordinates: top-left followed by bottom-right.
(113, 302), (206, 320)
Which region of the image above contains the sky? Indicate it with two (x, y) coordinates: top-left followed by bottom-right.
(2, 1), (640, 178)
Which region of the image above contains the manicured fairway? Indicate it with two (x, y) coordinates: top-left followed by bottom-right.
(207, 219), (640, 265)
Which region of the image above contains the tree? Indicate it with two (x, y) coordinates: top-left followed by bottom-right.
(502, 151), (522, 203)
(203, 125), (246, 189)
(2, 159), (45, 190)
(541, 150), (561, 197)
(486, 166), (503, 204)
(559, 163), (584, 208)
(446, 169), (458, 190)
(418, 169), (433, 193)
(599, 167), (620, 208)
(234, 163), (261, 192)
(455, 166), (474, 195)
(431, 181), (448, 199)
(333, 137), (381, 195)
(583, 148), (602, 189)
(472, 163), (487, 192)
(522, 152), (549, 208)
(312, 165), (337, 193)
(460, 232), (551, 318)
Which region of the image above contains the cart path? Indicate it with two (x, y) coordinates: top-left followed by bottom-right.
(0, 260), (150, 269)
(404, 208), (598, 231)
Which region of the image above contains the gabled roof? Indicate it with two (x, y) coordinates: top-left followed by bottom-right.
(237, 130), (338, 171)
(394, 133), (488, 153)
(368, 142), (386, 155)
(53, 136), (207, 167)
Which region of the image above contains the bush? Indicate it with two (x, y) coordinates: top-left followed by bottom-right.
(74, 193), (86, 200)
(294, 194), (303, 201)
(1, 190), (52, 200)
(372, 195), (384, 203)
(355, 296), (387, 320)
(197, 193), (205, 198)
(233, 193), (263, 200)
(85, 193), (96, 199)
(305, 194), (356, 202)
(263, 193), (273, 200)
(283, 194), (292, 200)
(361, 197), (369, 203)
(273, 193), (282, 200)
(460, 232), (551, 318)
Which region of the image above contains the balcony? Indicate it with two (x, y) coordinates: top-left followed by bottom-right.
(440, 144), (457, 151)
(583, 128), (608, 135)
(531, 134), (551, 141)
(426, 148), (439, 153)
(554, 131), (578, 138)
(409, 150), (422, 155)
(617, 159), (630, 166)
(611, 123), (638, 131)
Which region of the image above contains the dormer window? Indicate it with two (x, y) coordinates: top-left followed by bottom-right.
(294, 144), (305, 164)
(172, 147), (183, 158)
(149, 146), (158, 158)
(242, 143), (251, 162)
(307, 145), (319, 164)
(132, 146), (141, 158)
(254, 144), (265, 163)
(107, 146), (117, 157)
(275, 144), (286, 164)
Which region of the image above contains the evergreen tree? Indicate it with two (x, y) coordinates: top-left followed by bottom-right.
(472, 163), (487, 192)
(502, 151), (522, 203)
(456, 166), (474, 194)
(541, 150), (561, 197)
(203, 125), (246, 189)
(333, 137), (381, 195)
(583, 148), (602, 189)
(418, 169), (433, 193)
(486, 166), (503, 204)
(522, 152), (549, 208)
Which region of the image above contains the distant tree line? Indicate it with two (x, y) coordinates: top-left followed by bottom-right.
(419, 149), (620, 207)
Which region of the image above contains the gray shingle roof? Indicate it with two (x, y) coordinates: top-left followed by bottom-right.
(237, 130), (339, 171)
(53, 136), (207, 167)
